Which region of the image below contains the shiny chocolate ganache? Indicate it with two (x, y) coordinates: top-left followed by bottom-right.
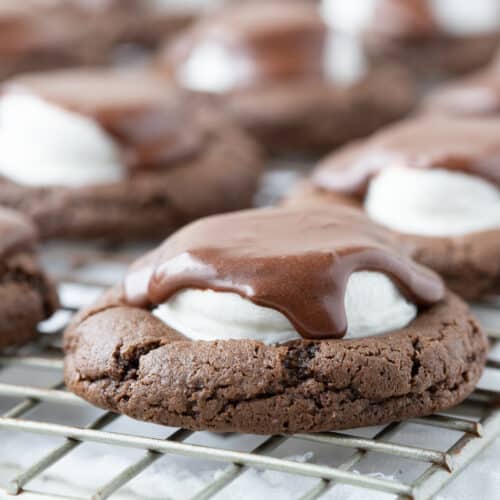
(313, 115), (500, 197)
(124, 206), (444, 340)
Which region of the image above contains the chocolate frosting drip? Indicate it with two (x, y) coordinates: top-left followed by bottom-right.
(0, 208), (37, 258)
(5, 69), (204, 169)
(314, 115), (500, 196)
(368, 0), (439, 39)
(166, 0), (327, 88)
(124, 206), (444, 340)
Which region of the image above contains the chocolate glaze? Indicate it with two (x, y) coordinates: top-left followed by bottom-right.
(314, 115), (500, 197)
(0, 207), (36, 258)
(124, 206), (444, 340)
(4, 69), (204, 169)
(164, 0), (327, 88)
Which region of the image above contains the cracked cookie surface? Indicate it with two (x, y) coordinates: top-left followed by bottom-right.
(64, 286), (487, 434)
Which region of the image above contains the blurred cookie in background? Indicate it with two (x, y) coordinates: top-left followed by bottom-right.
(0, 0), (198, 81)
(158, 0), (416, 156)
(289, 114), (500, 300)
(0, 207), (58, 349)
(0, 0), (92, 79)
(0, 68), (262, 241)
(424, 51), (500, 115)
(324, 0), (500, 84)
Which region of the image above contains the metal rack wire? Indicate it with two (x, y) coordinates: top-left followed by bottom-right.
(0, 244), (500, 500)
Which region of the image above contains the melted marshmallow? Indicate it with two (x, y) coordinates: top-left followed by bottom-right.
(430, 0), (500, 35)
(154, 271), (417, 344)
(0, 92), (124, 187)
(178, 33), (366, 92)
(177, 41), (253, 93)
(365, 166), (500, 236)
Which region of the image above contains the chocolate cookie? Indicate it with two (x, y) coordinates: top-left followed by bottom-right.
(0, 0), (194, 81)
(158, 1), (415, 156)
(64, 206), (487, 434)
(360, 0), (500, 80)
(0, 208), (58, 349)
(0, 68), (262, 240)
(288, 114), (500, 300)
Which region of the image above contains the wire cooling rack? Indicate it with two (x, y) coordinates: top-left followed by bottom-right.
(0, 242), (499, 500)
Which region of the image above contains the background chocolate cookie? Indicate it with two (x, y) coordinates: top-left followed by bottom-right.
(0, 0), (195, 81)
(357, 0), (500, 81)
(0, 68), (262, 240)
(159, 0), (416, 156)
(0, 208), (58, 349)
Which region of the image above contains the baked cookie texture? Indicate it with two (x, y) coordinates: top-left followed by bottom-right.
(0, 209), (58, 349)
(64, 286), (487, 434)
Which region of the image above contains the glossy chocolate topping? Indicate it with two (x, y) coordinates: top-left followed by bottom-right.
(4, 69), (204, 169)
(166, 0), (327, 87)
(368, 0), (439, 39)
(124, 206), (444, 340)
(314, 115), (500, 196)
(0, 208), (37, 258)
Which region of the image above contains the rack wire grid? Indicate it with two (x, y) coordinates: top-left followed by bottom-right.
(0, 241), (499, 500)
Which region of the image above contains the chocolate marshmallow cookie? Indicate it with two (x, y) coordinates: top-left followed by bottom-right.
(290, 115), (500, 299)
(356, 0), (500, 80)
(0, 208), (58, 349)
(158, 0), (415, 155)
(0, 68), (262, 240)
(64, 206), (487, 434)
